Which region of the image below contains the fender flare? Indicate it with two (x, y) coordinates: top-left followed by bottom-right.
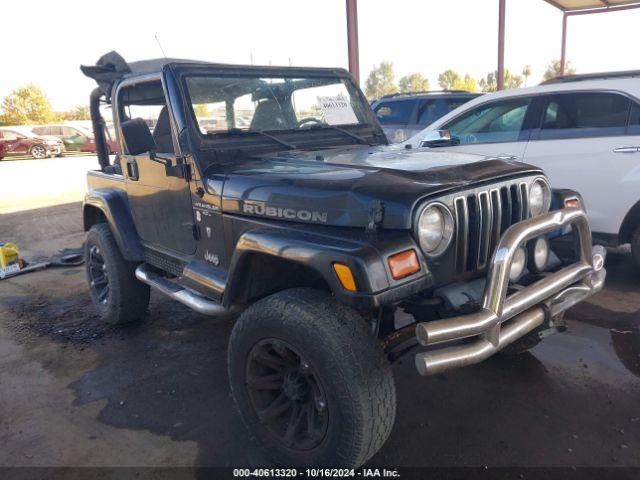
(619, 197), (640, 244)
(222, 227), (393, 308)
(83, 189), (144, 261)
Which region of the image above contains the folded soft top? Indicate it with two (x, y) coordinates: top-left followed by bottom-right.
(80, 51), (203, 100)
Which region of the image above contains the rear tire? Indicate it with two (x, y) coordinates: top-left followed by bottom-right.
(631, 225), (640, 272)
(228, 288), (396, 467)
(85, 223), (150, 324)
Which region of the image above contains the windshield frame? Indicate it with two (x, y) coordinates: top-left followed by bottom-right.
(171, 63), (386, 152)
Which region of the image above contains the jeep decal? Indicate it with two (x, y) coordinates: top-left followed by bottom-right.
(243, 201), (328, 224)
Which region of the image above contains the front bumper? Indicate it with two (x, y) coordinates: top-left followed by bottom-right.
(46, 144), (63, 155)
(414, 207), (606, 376)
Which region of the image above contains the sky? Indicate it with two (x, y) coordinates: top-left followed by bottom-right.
(1, 0), (639, 111)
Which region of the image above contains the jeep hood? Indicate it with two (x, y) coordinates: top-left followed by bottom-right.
(218, 145), (542, 230)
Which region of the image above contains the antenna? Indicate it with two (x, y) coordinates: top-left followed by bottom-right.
(154, 34), (167, 58)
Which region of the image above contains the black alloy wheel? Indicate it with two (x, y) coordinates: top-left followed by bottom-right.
(87, 244), (109, 305)
(245, 339), (329, 451)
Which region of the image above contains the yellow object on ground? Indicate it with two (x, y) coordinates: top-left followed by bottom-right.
(0, 242), (20, 268)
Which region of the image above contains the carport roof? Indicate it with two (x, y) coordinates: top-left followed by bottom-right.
(544, 0), (640, 11)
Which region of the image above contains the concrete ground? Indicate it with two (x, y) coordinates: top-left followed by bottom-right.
(0, 154), (100, 214)
(0, 157), (639, 473)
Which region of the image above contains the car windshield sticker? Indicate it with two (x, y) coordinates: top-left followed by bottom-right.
(317, 95), (358, 125)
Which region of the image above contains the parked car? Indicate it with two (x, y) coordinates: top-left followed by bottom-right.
(32, 124), (119, 154)
(79, 52), (605, 467)
(81, 128), (120, 155)
(0, 127), (63, 159)
(408, 70), (640, 271)
(371, 90), (480, 143)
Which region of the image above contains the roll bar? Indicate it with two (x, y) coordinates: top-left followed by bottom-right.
(89, 88), (111, 171)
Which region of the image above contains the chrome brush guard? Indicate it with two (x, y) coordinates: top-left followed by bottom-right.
(414, 207), (606, 376)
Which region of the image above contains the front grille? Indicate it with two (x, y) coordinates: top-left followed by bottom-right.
(453, 181), (530, 273)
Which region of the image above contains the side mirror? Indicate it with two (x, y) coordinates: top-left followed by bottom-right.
(121, 118), (156, 155)
(419, 130), (459, 148)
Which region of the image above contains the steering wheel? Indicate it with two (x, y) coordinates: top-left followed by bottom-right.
(298, 117), (323, 128)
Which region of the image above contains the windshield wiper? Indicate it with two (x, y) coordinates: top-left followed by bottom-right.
(306, 124), (371, 145)
(228, 128), (297, 150)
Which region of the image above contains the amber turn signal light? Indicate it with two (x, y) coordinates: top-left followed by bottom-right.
(388, 249), (420, 280)
(564, 198), (580, 209)
(333, 263), (357, 292)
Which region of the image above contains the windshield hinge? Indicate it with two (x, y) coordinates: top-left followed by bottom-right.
(166, 161), (191, 181)
(366, 200), (385, 233)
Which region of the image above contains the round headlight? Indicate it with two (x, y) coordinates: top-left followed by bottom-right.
(509, 246), (527, 282)
(529, 178), (551, 217)
(416, 202), (454, 257)
(529, 236), (550, 272)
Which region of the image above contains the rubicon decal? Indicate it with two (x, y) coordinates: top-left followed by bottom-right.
(242, 201), (328, 223)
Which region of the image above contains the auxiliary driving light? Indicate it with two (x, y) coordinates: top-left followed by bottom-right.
(509, 246), (527, 282)
(529, 237), (550, 273)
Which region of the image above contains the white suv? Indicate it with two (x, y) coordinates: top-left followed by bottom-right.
(408, 71), (640, 269)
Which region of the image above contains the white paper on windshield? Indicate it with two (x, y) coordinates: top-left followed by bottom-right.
(317, 96), (358, 125)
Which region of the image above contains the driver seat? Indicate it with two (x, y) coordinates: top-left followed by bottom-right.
(153, 107), (175, 153)
(250, 99), (294, 131)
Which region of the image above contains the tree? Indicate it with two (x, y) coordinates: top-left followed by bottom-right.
(478, 69), (523, 92)
(504, 69), (524, 89)
(522, 65), (532, 87)
(0, 84), (56, 125)
(398, 73), (430, 93)
(453, 74), (478, 92)
(193, 104), (210, 117)
(543, 59), (576, 81)
(364, 61), (397, 100)
(437, 70), (478, 92)
(61, 105), (90, 121)
(478, 72), (497, 92)
(437, 70), (461, 90)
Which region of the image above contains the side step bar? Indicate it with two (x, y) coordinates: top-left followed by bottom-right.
(135, 264), (237, 316)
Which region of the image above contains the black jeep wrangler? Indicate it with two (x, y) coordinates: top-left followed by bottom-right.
(80, 52), (606, 467)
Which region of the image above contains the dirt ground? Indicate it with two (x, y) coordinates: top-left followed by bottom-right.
(1, 202), (639, 475)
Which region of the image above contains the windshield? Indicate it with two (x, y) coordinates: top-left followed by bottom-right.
(185, 75), (372, 135)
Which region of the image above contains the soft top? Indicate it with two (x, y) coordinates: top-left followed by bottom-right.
(80, 51), (206, 100)
(81, 51), (353, 103)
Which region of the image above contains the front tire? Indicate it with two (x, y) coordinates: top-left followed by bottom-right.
(30, 144), (47, 159)
(85, 223), (150, 324)
(228, 288), (396, 467)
